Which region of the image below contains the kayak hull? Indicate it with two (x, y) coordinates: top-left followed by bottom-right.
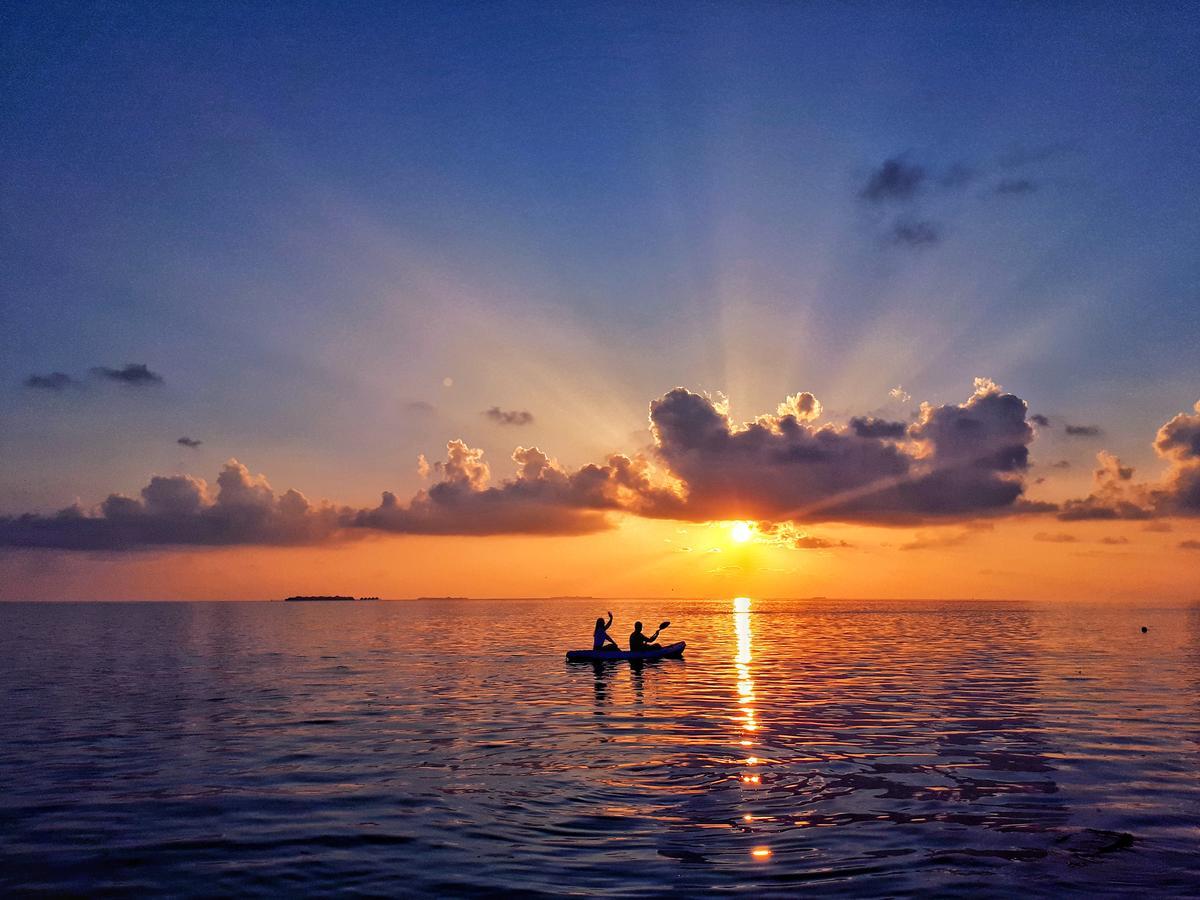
(566, 641), (685, 662)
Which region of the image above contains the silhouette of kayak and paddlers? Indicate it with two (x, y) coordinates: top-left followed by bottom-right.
(565, 611), (686, 661)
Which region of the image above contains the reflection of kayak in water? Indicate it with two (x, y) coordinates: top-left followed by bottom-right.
(566, 641), (685, 662)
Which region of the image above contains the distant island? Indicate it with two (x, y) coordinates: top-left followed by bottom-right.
(283, 595), (377, 602)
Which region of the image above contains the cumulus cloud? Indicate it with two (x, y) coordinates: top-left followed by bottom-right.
(24, 372), (80, 391)
(860, 158), (926, 202)
(775, 392), (822, 422)
(91, 363), (163, 385)
(353, 441), (681, 536)
(0, 380), (1081, 551)
(1065, 424), (1102, 437)
(177, 436), (202, 449)
(483, 407), (535, 426)
(0, 461), (342, 550)
(644, 378), (1038, 525)
(849, 416), (907, 439)
(1059, 401), (1200, 520)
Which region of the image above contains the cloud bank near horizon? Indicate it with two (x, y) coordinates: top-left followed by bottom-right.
(3, 385), (1198, 551)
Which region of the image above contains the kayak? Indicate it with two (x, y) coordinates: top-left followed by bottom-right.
(566, 641), (685, 662)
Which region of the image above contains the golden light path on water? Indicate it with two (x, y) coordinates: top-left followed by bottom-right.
(733, 596), (770, 861)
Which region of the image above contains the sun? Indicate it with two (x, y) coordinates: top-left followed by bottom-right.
(730, 521), (754, 543)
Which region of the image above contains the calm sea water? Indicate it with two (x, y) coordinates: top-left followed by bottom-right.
(1, 598), (1197, 897)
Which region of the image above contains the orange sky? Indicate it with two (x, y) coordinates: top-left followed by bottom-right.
(4, 513), (1197, 602)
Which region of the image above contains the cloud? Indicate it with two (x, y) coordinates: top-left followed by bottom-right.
(483, 407), (535, 426)
(1034, 531), (1078, 543)
(0, 461), (343, 550)
(995, 178), (1038, 195)
(1180, 540), (1200, 550)
(91, 363), (163, 386)
(24, 372), (80, 391)
(900, 526), (987, 551)
(644, 378), (1039, 525)
(404, 400), (435, 415)
(755, 522), (849, 550)
(1059, 400), (1200, 520)
(889, 386), (912, 403)
(0, 380), (1067, 551)
(1064, 424), (1102, 437)
(177, 437), (203, 449)
(352, 441), (682, 537)
(1030, 414), (1051, 427)
(1049, 459), (1071, 469)
(1099, 536), (1130, 545)
(860, 158), (926, 202)
(776, 392), (822, 422)
(890, 219), (940, 247)
(849, 416), (907, 439)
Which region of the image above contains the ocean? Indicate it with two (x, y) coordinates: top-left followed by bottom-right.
(1, 598), (1196, 896)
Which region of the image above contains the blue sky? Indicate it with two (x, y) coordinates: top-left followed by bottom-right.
(3, 1), (1199, 515)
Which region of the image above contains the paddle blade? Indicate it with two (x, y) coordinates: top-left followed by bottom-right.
(659, 620), (671, 630)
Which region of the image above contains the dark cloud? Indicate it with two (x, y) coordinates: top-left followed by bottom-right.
(177, 437), (202, 449)
(995, 178), (1038, 195)
(353, 441), (679, 536)
(91, 363), (163, 386)
(0, 380), (1076, 551)
(890, 219), (941, 247)
(1180, 540), (1200, 550)
(1030, 414), (1051, 427)
(483, 407), (534, 426)
(1034, 531), (1078, 543)
(849, 416), (907, 439)
(645, 378), (1037, 525)
(860, 158), (926, 202)
(24, 372), (80, 391)
(1065, 424), (1102, 437)
(1099, 536), (1130, 545)
(1059, 401), (1200, 520)
(0, 461), (343, 550)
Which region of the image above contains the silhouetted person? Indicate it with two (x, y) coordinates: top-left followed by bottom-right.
(629, 621), (662, 652)
(593, 611), (619, 651)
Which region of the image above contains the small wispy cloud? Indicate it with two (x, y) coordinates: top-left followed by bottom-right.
(23, 372), (80, 391)
(91, 363), (163, 386)
(483, 407), (534, 426)
(1065, 424), (1102, 437)
(177, 437), (203, 449)
(889, 219), (940, 247)
(860, 158), (926, 202)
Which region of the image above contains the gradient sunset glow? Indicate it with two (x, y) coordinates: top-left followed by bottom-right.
(3, 5), (1198, 602)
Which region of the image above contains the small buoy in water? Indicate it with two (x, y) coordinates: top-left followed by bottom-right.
(1141, 626), (1148, 633)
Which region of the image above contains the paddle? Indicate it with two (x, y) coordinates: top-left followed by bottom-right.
(658, 620), (671, 632)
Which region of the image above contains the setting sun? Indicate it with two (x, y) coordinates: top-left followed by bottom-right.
(730, 521), (754, 543)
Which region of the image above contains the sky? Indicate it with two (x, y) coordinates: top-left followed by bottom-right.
(2, 2), (1199, 600)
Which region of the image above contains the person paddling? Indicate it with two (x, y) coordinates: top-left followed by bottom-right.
(593, 612), (619, 651)
(629, 620), (664, 652)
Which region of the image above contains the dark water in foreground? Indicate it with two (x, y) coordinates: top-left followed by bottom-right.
(1, 599), (1197, 897)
